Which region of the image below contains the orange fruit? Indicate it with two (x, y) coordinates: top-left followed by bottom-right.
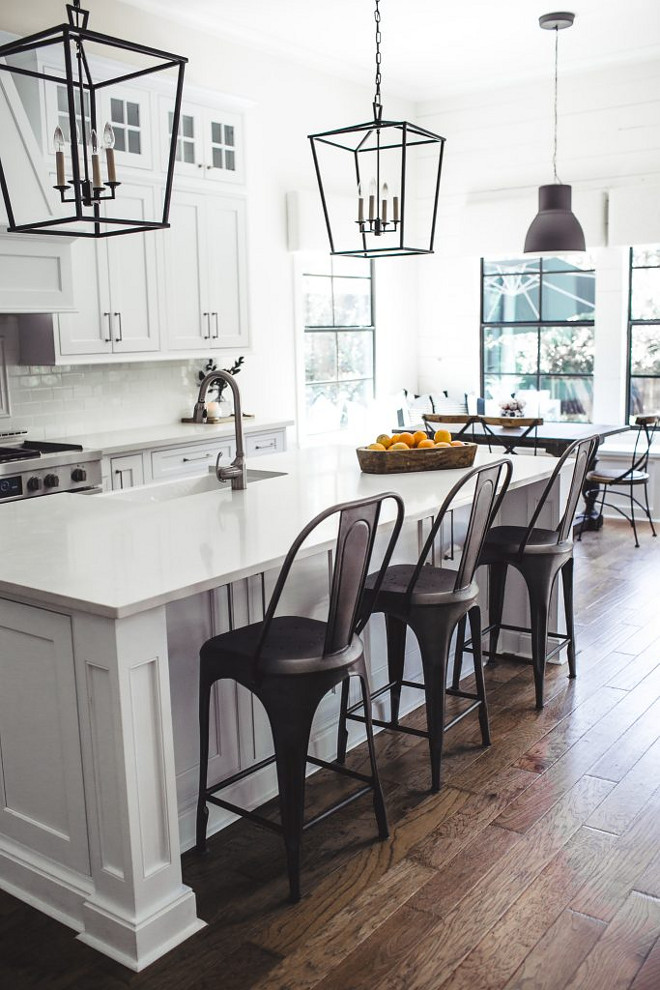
(412, 430), (428, 447)
(433, 429), (452, 444)
(367, 442), (386, 451)
(389, 442), (409, 450)
(435, 441), (451, 448)
(450, 440), (464, 446)
(398, 432), (415, 447)
(417, 438), (435, 448)
(389, 434), (401, 446)
(376, 433), (392, 449)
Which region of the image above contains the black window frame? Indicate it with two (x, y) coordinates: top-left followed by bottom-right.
(627, 246), (660, 421)
(480, 256), (596, 422)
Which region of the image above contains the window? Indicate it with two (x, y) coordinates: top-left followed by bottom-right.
(302, 256), (375, 435)
(210, 120), (235, 172)
(169, 111), (196, 164)
(481, 255), (596, 421)
(628, 246), (660, 420)
(110, 97), (142, 155)
(56, 84), (90, 144)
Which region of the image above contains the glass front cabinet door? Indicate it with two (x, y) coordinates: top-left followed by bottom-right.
(162, 98), (244, 185)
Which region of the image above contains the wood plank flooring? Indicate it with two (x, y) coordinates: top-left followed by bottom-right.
(1, 518), (659, 990)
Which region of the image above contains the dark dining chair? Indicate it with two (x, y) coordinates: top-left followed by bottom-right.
(583, 415), (657, 547)
(422, 413), (478, 440)
(338, 458), (512, 793)
(453, 435), (599, 710)
(195, 491), (404, 903)
(477, 415), (544, 455)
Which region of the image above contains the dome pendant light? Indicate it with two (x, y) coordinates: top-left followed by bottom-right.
(524, 12), (585, 254)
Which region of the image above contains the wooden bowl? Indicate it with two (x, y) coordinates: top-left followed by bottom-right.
(356, 443), (477, 474)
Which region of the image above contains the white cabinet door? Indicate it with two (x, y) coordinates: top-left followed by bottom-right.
(162, 99), (245, 185)
(0, 600), (90, 874)
(57, 237), (112, 356)
(161, 191), (211, 351)
(104, 184), (160, 354)
(206, 195), (249, 349)
(111, 452), (145, 490)
(161, 191), (248, 353)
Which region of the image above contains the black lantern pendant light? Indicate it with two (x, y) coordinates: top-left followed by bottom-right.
(524, 12), (585, 254)
(0, 0), (187, 237)
(308, 0), (446, 259)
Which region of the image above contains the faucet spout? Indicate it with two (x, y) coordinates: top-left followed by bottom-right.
(194, 370), (247, 490)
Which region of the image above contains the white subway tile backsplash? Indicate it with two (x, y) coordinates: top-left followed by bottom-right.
(0, 315), (206, 439)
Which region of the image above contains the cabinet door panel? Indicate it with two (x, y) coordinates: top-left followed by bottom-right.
(105, 184), (160, 353)
(57, 237), (111, 356)
(207, 196), (249, 349)
(111, 453), (145, 490)
(162, 191), (210, 351)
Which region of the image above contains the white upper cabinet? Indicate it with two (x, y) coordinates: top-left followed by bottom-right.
(161, 190), (248, 352)
(161, 98), (245, 185)
(58, 183), (160, 356)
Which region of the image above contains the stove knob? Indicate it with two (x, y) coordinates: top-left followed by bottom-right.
(71, 468), (87, 483)
(27, 476), (41, 492)
(43, 473), (60, 489)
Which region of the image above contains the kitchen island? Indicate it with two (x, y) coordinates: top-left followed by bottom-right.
(0, 445), (560, 970)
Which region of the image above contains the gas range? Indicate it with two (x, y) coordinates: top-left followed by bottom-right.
(0, 431), (103, 502)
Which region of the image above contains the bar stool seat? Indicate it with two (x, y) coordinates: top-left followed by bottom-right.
(372, 563), (477, 604)
(480, 525), (565, 556)
(195, 491), (404, 904)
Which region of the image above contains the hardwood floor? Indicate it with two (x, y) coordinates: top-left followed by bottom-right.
(2, 519), (659, 989)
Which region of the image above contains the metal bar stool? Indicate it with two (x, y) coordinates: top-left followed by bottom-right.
(453, 435), (599, 710)
(195, 491), (404, 903)
(582, 415), (657, 547)
(338, 458), (512, 793)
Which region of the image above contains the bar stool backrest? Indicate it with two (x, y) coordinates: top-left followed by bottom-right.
(255, 492), (405, 664)
(405, 458), (513, 598)
(521, 435), (599, 551)
(612, 415), (658, 482)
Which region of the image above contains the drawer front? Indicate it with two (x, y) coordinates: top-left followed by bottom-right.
(246, 431), (285, 457)
(151, 441), (233, 481)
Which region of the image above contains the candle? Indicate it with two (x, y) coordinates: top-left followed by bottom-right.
(368, 178), (376, 221)
(103, 123), (117, 183)
(381, 182), (388, 223)
(91, 129), (103, 189)
(53, 126), (66, 186)
(393, 195), (399, 223)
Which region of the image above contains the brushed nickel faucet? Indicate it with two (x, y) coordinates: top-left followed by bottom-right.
(193, 370), (247, 490)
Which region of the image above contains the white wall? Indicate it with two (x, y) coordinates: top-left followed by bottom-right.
(0, 0), (420, 440)
(414, 57), (660, 421)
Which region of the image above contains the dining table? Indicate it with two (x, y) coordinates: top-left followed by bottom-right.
(418, 417), (632, 531)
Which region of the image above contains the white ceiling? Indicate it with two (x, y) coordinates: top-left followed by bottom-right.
(123, 0), (660, 101)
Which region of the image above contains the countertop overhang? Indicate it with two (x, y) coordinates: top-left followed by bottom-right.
(1, 445), (557, 619)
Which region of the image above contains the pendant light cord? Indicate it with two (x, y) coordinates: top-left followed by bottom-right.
(553, 26), (560, 184)
(373, 0), (383, 121)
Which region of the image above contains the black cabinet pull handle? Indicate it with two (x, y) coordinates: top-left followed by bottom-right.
(202, 312), (211, 339)
(114, 312), (123, 342)
(103, 312), (113, 343)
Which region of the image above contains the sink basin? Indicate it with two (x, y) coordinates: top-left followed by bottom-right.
(105, 468), (287, 503)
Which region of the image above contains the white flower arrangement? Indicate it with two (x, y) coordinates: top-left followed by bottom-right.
(499, 394), (526, 418)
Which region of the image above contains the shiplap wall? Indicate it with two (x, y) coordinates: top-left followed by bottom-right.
(412, 56), (660, 422)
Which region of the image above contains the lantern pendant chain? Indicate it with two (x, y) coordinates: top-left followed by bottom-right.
(373, 0), (383, 122)
(553, 26), (560, 184)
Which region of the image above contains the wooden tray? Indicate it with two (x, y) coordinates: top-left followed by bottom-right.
(356, 443), (477, 474)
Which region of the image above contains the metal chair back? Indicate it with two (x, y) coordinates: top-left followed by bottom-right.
(405, 458), (513, 597)
(255, 492), (405, 662)
(609, 415), (658, 482)
(522, 435), (599, 550)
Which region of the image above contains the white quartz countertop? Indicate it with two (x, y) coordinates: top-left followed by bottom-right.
(65, 418), (293, 456)
(0, 446), (556, 619)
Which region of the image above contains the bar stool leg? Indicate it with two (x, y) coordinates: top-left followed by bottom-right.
(468, 605), (491, 746)
(412, 613), (453, 793)
(560, 557), (577, 679)
(385, 613), (407, 725)
(527, 578), (551, 711)
(336, 677), (350, 765)
(451, 615), (467, 690)
(262, 682), (318, 904)
(643, 482), (657, 537)
(195, 673), (214, 854)
(487, 562), (508, 665)
(356, 662), (389, 840)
